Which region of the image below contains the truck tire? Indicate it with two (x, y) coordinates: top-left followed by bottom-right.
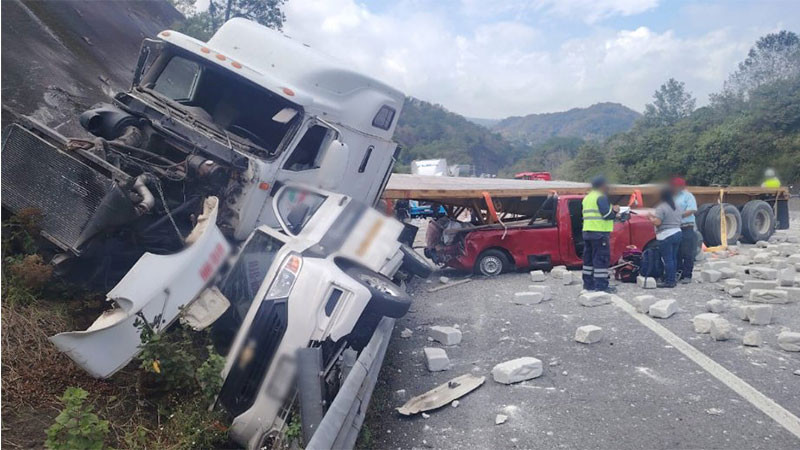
(694, 229), (704, 260)
(399, 244), (434, 278)
(695, 203), (714, 241)
(740, 200), (775, 243)
(475, 249), (509, 277)
(703, 203), (742, 247)
(346, 265), (411, 318)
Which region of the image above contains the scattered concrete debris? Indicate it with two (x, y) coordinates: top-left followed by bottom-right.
(429, 326), (463, 345)
(530, 270), (546, 282)
(693, 313), (720, 334)
(753, 252), (772, 264)
(550, 266), (569, 279)
(794, 370), (800, 376)
(578, 291), (612, 307)
(424, 347), (450, 371)
(749, 266), (778, 280)
(749, 289), (789, 304)
(743, 331), (762, 347)
(394, 389), (408, 402)
(779, 268), (795, 287)
(710, 318), (732, 341)
(706, 260), (731, 270)
(729, 287), (744, 298)
(632, 295), (658, 313)
(397, 374), (486, 415)
(427, 278), (472, 293)
(701, 270), (722, 283)
(777, 331), (800, 352)
(526, 285), (552, 301)
(439, 276), (451, 284)
(637, 276), (657, 289)
(718, 267), (738, 279)
(400, 328), (414, 338)
(783, 287), (800, 303)
(513, 291), (544, 305)
(705, 408), (725, 416)
(491, 357), (543, 384)
(756, 240), (769, 248)
(743, 280), (779, 293)
(451, 400), (459, 408)
(649, 299), (677, 319)
(745, 304), (773, 325)
(561, 272), (576, 285)
(706, 299), (725, 313)
(495, 414), (508, 425)
(574, 325), (603, 344)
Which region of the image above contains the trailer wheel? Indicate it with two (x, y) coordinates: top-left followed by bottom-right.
(703, 203), (742, 247)
(346, 265), (412, 318)
(475, 249), (509, 277)
(740, 200), (775, 243)
(694, 229), (704, 260)
(399, 244), (434, 278)
(695, 203), (714, 240)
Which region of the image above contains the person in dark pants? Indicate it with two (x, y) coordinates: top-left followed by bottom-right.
(649, 187), (684, 288)
(581, 175), (619, 293)
(672, 177), (698, 283)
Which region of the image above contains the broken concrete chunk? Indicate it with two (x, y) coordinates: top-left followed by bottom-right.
(429, 326), (462, 345)
(706, 260), (731, 270)
(710, 318), (733, 341)
(743, 280), (779, 293)
(701, 269), (722, 283)
(439, 276), (450, 284)
(706, 299), (725, 313)
(693, 313), (720, 334)
(749, 289), (789, 304)
(529, 270), (546, 282)
(781, 287), (800, 303)
(749, 266), (778, 280)
(735, 304), (750, 321)
(637, 276), (657, 289)
(526, 285), (552, 301)
(423, 347), (450, 372)
(400, 328), (414, 338)
(777, 243), (796, 256)
(788, 254), (800, 265)
(779, 268), (795, 287)
(631, 295), (658, 313)
(578, 291), (612, 307)
(513, 291), (544, 305)
(574, 325), (603, 344)
(777, 331), (800, 352)
(495, 414), (508, 425)
(729, 287), (744, 298)
(397, 374), (486, 415)
(550, 266), (568, 278)
(771, 258), (790, 270)
(743, 330), (762, 347)
(561, 272), (576, 285)
(648, 299), (677, 319)
(491, 357), (543, 384)
(730, 255), (751, 266)
(394, 389), (408, 401)
(718, 267), (738, 279)
(745, 304), (773, 325)
(756, 240), (769, 248)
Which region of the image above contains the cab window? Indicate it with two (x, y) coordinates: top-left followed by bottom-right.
(283, 125), (332, 171)
(276, 186), (327, 235)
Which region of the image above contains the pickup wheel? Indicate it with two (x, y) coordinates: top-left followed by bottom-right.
(400, 244), (434, 279)
(475, 249), (509, 277)
(740, 200), (775, 244)
(346, 266), (412, 318)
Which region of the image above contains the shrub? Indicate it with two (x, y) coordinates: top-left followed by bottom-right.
(45, 387), (109, 450)
(195, 346), (225, 402)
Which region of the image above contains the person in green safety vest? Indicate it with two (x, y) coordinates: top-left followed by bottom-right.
(582, 175), (619, 293)
(761, 168), (781, 188)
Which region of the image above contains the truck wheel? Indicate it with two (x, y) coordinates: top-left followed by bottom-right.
(400, 244), (434, 278)
(740, 200), (775, 244)
(694, 229), (704, 260)
(346, 265), (411, 318)
(695, 203), (714, 241)
(475, 249), (509, 277)
(703, 203), (742, 247)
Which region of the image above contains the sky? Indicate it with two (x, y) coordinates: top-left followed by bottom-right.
(279, 0), (800, 119)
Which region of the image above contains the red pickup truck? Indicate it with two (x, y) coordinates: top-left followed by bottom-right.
(424, 194), (657, 276)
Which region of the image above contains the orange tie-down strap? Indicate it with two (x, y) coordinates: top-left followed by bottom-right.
(482, 191), (499, 224)
(628, 189), (643, 207)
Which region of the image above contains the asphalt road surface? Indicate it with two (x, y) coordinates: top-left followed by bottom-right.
(363, 229), (800, 449)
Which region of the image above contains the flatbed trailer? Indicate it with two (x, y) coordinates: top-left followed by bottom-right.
(384, 174), (790, 246)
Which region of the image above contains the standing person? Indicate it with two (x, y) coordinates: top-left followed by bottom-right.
(649, 187), (683, 288)
(582, 175), (619, 293)
(672, 177), (697, 284)
(761, 168), (781, 188)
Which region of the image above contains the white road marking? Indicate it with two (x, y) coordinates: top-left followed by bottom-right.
(610, 295), (800, 441)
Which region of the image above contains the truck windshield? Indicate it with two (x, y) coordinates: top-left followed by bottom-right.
(149, 53), (299, 156)
(276, 186), (328, 235)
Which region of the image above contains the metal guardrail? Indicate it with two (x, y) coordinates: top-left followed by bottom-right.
(306, 317), (395, 450)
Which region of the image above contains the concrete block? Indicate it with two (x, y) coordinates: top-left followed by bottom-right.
(561, 271), (576, 285)
(787, 254), (800, 265)
(710, 318), (732, 341)
(631, 295), (658, 313)
(637, 276), (657, 289)
(771, 258), (790, 270)
(649, 299), (677, 319)
(749, 289), (789, 304)
(550, 266), (568, 279)
(495, 414), (508, 425)
(779, 268), (795, 287)
(423, 347), (450, 371)
(706, 260), (731, 270)
(743, 280), (779, 293)
(527, 285), (552, 301)
(575, 325), (603, 344)
(693, 313), (720, 334)
(755, 240), (769, 248)
(513, 291), (544, 305)
(743, 331), (762, 347)
(730, 255), (751, 266)
(777, 331), (800, 352)
(400, 328), (413, 338)
(491, 357), (543, 384)
(780, 287), (800, 303)
(439, 276), (451, 284)
(578, 291), (612, 307)
(753, 252), (772, 264)
(777, 243), (796, 256)
(530, 270), (546, 282)
(718, 267), (738, 279)
(706, 299), (725, 313)
(429, 326), (462, 345)
(701, 270), (722, 283)
(745, 304), (773, 325)
(729, 287), (744, 298)
(749, 266), (778, 280)
(735, 304), (749, 321)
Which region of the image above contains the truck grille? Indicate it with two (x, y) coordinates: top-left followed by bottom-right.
(1, 125), (114, 252)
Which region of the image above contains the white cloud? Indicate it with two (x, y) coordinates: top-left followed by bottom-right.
(283, 0), (778, 118)
(460, 0), (660, 24)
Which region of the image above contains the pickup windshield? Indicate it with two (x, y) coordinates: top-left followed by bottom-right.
(148, 52), (299, 156)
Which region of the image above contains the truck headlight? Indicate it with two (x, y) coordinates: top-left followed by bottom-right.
(265, 253), (302, 300)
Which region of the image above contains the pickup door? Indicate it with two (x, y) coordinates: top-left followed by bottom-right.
(558, 197), (634, 266)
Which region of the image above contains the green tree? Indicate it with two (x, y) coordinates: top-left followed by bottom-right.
(641, 78), (696, 128)
(172, 0), (286, 41)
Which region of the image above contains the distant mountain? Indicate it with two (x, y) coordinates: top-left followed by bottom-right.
(465, 117), (501, 128)
(493, 102), (641, 145)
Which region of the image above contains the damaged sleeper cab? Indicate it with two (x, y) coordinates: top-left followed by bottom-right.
(212, 184), (413, 449)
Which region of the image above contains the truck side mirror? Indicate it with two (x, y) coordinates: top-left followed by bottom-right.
(318, 139), (349, 190)
(132, 39), (163, 89)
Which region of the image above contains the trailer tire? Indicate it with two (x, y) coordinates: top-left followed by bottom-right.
(399, 244), (434, 278)
(703, 203), (742, 247)
(346, 266), (412, 318)
(475, 249), (509, 277)
(695, 203), (714, 241)
(694, 229), (704, 260)
(740, 200), (775, 243)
